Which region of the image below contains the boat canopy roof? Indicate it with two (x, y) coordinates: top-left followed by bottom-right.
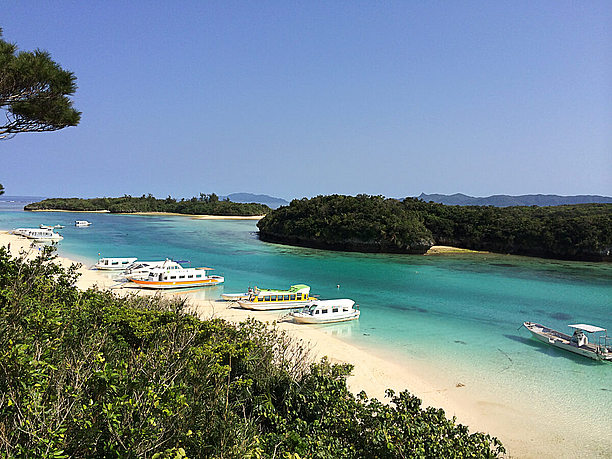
(568, 324), (606, 333)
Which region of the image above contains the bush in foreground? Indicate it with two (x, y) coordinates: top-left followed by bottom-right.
(0, 247), (504, 458)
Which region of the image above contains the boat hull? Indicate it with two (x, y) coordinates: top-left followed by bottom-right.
(238, 300), (312, 311)
(128, 276), (224, 289)
(291, 311), (360, 324)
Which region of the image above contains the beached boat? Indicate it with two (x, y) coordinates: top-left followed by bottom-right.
(122, 259), (184, 279)
(94, 257), (138, 270)
(12, 227), (63, 242)
(75, 220), (92, 227)
(523, 322), (612, 361)
(127, 266), (224, 289)
(289, 299), (360, 324)
(238, 285), (312, 310)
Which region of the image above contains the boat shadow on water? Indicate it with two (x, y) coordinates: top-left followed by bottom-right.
(503, 334), (606, 366)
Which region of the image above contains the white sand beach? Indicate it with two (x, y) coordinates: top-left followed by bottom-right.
(1, 230), (606, 458)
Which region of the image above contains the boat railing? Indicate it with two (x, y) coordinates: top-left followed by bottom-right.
(597, 334), (612, 354)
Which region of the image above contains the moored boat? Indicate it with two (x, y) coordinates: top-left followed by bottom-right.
(289, 299), (360, 324)
(238, 285), (312, 310)
(75, 220), (92, 227)
(94, 257), (138, 270)
(128, 266), (224, 289)
(12, 227), (63, 242)
(523, 322), (612, 361)
(122, 259), (183, 279)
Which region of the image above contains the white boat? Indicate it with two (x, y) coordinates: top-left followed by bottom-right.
(12, 228), (63, 242)
(523, 322), (612, 361)
(94, 257), (138, 270)
(289, 299), (360, 324)
(122, 259), (183, 280)
(127, 266), (224, 289)
(75, 220), (92, 227)
(40, 224), (64, 230)
(238, 285), (313, 310)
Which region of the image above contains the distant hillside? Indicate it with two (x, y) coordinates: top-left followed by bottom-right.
(418, 193), (612, 207)
(225, 192), (289, 209)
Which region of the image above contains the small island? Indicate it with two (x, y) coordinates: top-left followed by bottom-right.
(257, 194), (612, 262)
(24, 193), (270, 217)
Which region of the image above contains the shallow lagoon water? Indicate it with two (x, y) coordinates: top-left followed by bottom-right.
(2, 209), (611, 448)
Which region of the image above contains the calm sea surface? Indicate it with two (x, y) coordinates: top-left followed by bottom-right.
(2, 209), (611, 444)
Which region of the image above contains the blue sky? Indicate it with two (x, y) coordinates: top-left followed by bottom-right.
(2, 1), (611, 200)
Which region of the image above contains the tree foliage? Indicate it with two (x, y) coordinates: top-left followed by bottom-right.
(0, 248), (504, 457)
(257, 195), (612, 261)
(0, 28), (80, 140)
(24, 194), (270, 216)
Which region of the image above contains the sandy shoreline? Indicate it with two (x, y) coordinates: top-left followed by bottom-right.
(25, 209), (265, 220)
(0, 230), (604, 458)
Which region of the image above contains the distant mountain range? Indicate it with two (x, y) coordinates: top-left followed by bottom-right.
(225, 193), (289, 209)
(418, 193), (612, 207)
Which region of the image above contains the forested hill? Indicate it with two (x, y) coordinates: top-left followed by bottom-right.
(418, 193), (612, 207)
(24, 194), (270, 216)
(257, 195), (612, 261)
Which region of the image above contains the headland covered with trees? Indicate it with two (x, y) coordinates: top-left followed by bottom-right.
(0, 247), (504, 457)
(24, 194), (270, 216)
(257, 195), (612, 261)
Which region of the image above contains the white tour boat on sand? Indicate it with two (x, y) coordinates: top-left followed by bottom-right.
(289, 299), (360, 324)
(94, 257), (138, 270)
(75, 220), (92, 227)
(122, 259), (184, 280)
(523, 322), (612, 361)
(238, 285), (313, 310)
(12, 228), (63, 242)
(127, 266), (224, 289)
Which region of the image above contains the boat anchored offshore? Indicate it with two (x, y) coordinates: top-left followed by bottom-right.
(94, 257), (138, 270)
(127, 266), (224, 289)
(523, 322), (612, 361)
(75, 220), (92, 227)
(238, 285), (313, 310)
(289, 299), (360, 324)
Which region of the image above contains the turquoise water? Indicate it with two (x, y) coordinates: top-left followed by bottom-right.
(2, 210), (611, 445)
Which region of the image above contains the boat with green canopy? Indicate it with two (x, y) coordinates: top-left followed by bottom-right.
(237, 284), (313, 310)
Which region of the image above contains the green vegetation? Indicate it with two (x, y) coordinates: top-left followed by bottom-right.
(257, 195), (612, 261)
(0, 248), (504, 457)
(24, 193), (270, 216)
(0, 27), (80, 140)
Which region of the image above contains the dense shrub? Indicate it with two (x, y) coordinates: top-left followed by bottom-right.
(24, 194), (270, 216)
(0, 247), (504, 457)
(257, 195), (612, 261)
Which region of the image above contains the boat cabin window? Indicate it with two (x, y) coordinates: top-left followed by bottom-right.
(179, 275), (185, 279)
(170, 276), (176, 280)
(112, 261), (119, 265)
(196, 274), (202, 278)
(315, 310), (320, 314)
(104, 260), (109, 265)
(188, 275), (193, 278)
(343, 308), (348, 312)
(271, 295), (277, 301)
(264, 296), (270, 302)
(290, 294), (296, 301)
(296, 294), (302, 300)
(122, 261), (129, 265)
(284, 295), (290, 301)
(322, 309), (328, 314)
(332, 308), (338, 313)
